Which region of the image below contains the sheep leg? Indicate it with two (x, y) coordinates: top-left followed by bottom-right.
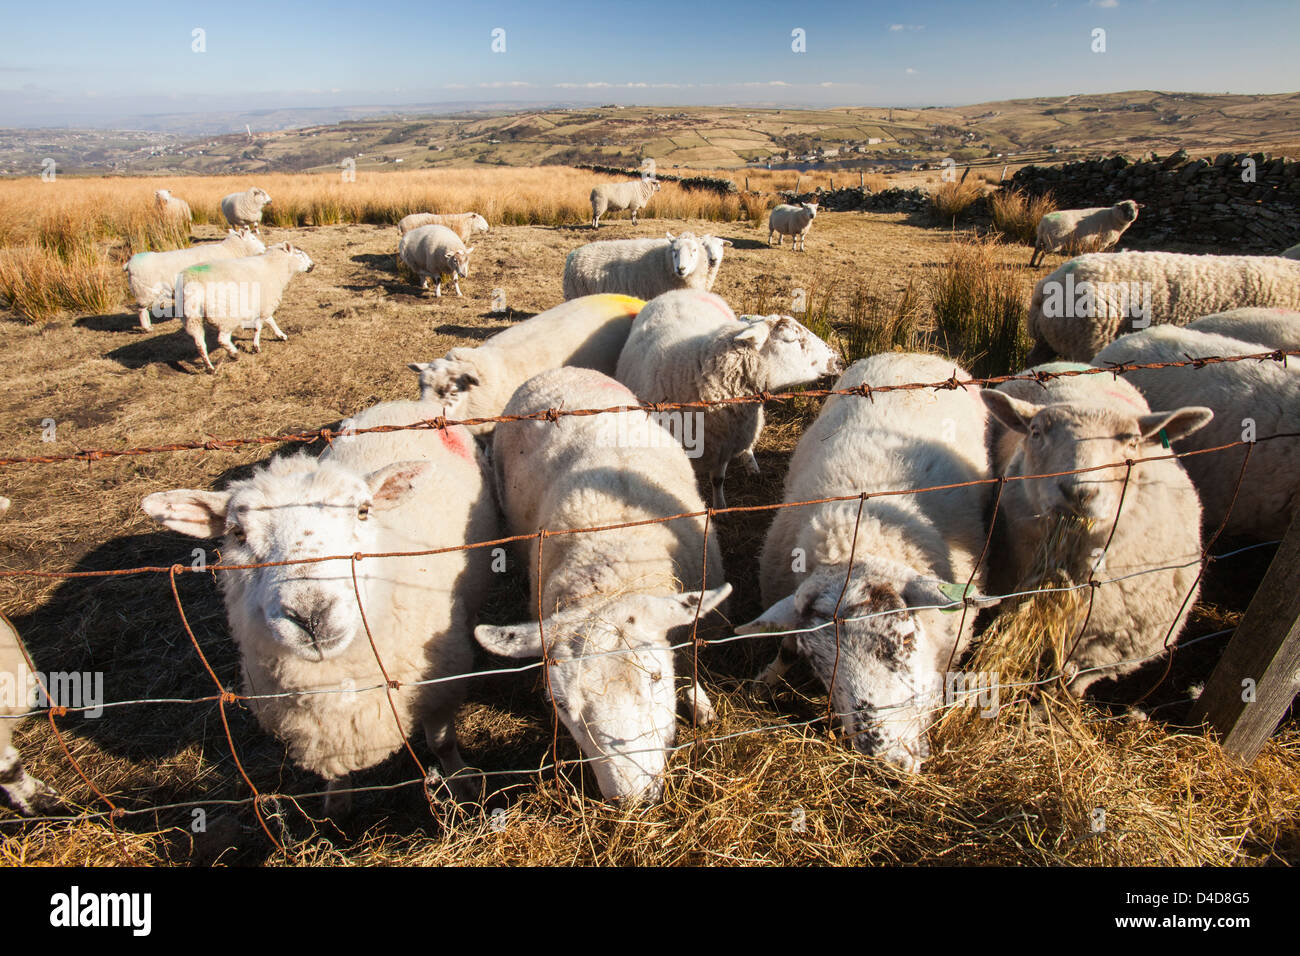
(252, 319), (262, 352)
(680, 682), (717, 724)
(191, 328), (216, 373)
(138, 308), (152, 331)
(756, 635), (800, 688)
(217, 330), (239, 358)
(422, 711), (478, 803)
(0, 746), (58, 816)
(1029, 242), (1042, 267)
(710, 460), (728, 510)
(322, 775), (353, 819)
(265, 316), (288, 341)
(737, 448), (760, 476)
(452, 277), (463, 297)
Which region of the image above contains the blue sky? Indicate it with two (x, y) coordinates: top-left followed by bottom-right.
(2, 0), (1297, 126)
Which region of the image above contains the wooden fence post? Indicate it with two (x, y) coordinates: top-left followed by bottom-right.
(1188, 511), (1300, 761)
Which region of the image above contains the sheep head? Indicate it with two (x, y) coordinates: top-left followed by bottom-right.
(408, 351), (480, 410)
(142, 455), (432, 662)
(475, 584), (731, 804)
(732, 314), (843, 389)
(982, 390), (1211, 535)
(664, 232), (703, 279)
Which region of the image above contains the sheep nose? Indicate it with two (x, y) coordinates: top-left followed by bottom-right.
(282, 599), (330, 641)
(1061, 483), (1099, 512)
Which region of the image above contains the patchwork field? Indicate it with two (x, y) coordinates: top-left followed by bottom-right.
(0, 175), (1296, 865)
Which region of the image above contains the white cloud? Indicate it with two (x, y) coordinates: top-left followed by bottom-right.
(889, 23), (924, 31)
(905, 67), (918, 74)
(1089, 0), (1118, 7)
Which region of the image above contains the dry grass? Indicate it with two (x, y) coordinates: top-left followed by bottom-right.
(927, 236), (1034, 377)
(990, 188), (1058, 246)
(929, 178), (986, 224)
(0, 189), (1293, 866)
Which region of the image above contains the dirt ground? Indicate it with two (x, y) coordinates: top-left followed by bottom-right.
(0, 210), (1289, 864)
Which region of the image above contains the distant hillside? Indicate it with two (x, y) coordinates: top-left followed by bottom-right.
(3, 91), (1296, 178)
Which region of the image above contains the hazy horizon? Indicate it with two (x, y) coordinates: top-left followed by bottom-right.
(4, 0), (1299, 131)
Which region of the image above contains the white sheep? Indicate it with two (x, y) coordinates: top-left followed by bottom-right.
(124, 229), (266, 331)
(220, 187), (273, 234)
(142, 400), (497, 812)
(699, 234), (732, 291)
(1025, 252), (1300, 363)
(178, 242), (315, 373)
(562, 232), (706, 301)
(615, 290), (842, 508)
(154, 189), (192, 227)
(1094, 325), (1300, 540)
(475, 367), (731, 804)
(736, 353), (993, 772)
(982, 374), (1212, 695)
(0, 497), (58, 816)
(767, 202), (818, 251)
(590, 178), (660, 228)
(397, 224), (474, 297)
(397, 212), (489, 242)
(1187, 307), (1300, 351)
(408, 293), (644, 435)
(1029, 200), (1140, 267)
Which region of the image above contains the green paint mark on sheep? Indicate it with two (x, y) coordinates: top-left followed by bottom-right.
(187, 264), (212, 274)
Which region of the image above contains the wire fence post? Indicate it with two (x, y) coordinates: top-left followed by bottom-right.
(1188, 511), (1300, 761)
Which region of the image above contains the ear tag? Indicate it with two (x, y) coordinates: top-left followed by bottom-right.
(1159, 428), (1170, 449)
(937, 581), (974, 612)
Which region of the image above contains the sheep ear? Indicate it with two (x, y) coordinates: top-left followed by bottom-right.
(465, 246), (475, 254)
(407, 362), (428, 374)
(734, 322), (771, 349)
(365, 461), (433, 510)
(1139, 406), (1213, 443)
(475, 622), (545, 659)
(142, 490), (231, 539)
(652, 583), (732, 626)
(721, 239), (733, 247)
(665, 231), (675, 240)
(735, 593), (803, 635)
(903, 577), (1000, 612)
(981, 390), (1040, 435)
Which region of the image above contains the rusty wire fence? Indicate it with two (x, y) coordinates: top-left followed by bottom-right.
(0, 350), (1294, 852)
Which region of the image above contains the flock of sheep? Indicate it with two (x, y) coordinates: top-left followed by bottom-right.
(3, 176), (1299, 818)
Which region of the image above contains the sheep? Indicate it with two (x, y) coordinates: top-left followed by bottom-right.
(397, 224), (473, 297)
(615, 290), (842, 508)
(1025, 252), (1300, 364)
(397, 212), (489, 242)
(767, 202), (818, 251)
(220, 187), (272, 234)
(0, 497), (58, 816)
(735, 353), (993, 772)
(982, 374), (1213, 696)
(141, 400), (497, 813)
(590, 178), (660, 228)
(699, 235), (732, 292)
(1094, 324), (1300, 540)
(1029, 200), (1140, 267)
(407, 293), (644, 435)
(562, 232), (706, 301)
(124, 229), (266, 331)
(474, 367), (730, 804)
(1187, 307), (1300, 351)
(178, 242), (315, 373)
(154, 189), (192, 226)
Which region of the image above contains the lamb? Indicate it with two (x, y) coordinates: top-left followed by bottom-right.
(397, 212), (489, 242)
(735, 353), (994, 772)
(474, 367), (730, 804)
(590, 178), (660, 228)
(562, 232), (706, 301)
(1025, 252), (1300, 363)
(1029, 200), (1140, 267)
(397, 224), (473, 297)
(614, 290), (842, 508)
(178, 242), (315, 373)
(982, 374), (1212, 695)
(220, 187), (272, 233)
(1094, 325), (1300, 540)
(767, 202), (818, 251)
(699, 234), (732, 291)
(1, 497), (58, 816)
(124, 229), (266, 331)
(408, 293), (644, 434)
(1187, 307), (1300, 351)
(154, 189), (192, 226)
(141, 400), (498, 812)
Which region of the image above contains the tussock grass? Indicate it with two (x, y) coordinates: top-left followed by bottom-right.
(990, 188), (1057, 246)
(929, 178), (985, 223)
(927, 236), (1033, 377)
(0, 243), (122, 323)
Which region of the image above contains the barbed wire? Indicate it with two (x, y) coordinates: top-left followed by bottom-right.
(0, 348), (1291, 468)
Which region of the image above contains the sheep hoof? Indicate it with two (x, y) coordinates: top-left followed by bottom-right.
(741, 452), (760, 476)
(424, 767), (481, 805)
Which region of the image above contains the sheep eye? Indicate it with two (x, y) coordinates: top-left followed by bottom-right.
(357, 503), (371, 521)
(228, 525), (246, 543)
